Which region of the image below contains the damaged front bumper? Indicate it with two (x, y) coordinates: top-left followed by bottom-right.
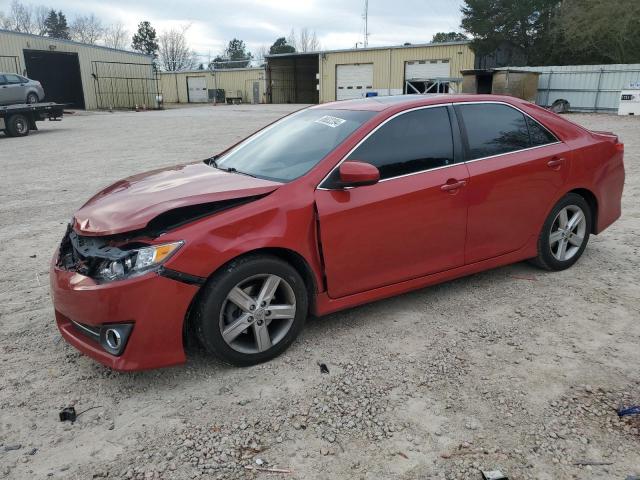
(50, 238), (200, 371)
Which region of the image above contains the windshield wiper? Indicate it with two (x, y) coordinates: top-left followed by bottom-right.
(222, 166), (257, 178)
(206, 155), (257, 178)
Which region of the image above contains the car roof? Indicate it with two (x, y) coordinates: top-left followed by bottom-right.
(312, 94), (531, 112)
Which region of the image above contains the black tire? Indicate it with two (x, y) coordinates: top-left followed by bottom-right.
(194, 255), (308, 366)
(26, 93), (39, 104)
(6, 114), (30, 137)
(531, 193), (592, 271)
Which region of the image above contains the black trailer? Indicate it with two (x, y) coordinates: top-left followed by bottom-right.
(0, 103), (65, 138)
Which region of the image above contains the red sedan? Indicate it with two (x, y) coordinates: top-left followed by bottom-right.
(50, 95), (625, 370)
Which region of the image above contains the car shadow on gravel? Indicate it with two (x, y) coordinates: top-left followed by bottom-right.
(182, 261), (545, 368)
(78, 260), (548, 389)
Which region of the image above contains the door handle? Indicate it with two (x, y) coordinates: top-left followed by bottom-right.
(441, 180), (467, 192)
(547, 157), (565, 169)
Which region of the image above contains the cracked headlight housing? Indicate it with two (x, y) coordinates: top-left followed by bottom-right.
(96, 241), (183, 282)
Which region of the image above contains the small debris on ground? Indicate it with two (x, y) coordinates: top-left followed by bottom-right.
(244, 465), (292, 474)
(59, 407), (77, 422)
(617, 405), (640, 417)
(481, 470), (509, 480)
(573, 460), (614, 466)
(318, 362), (329, 374)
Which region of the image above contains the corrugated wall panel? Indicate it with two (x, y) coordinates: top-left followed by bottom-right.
(0, 30), (154, 109)
(320, 43), (475, 102)
(504, 64), (640, 112)
(159, 69), (266, 104)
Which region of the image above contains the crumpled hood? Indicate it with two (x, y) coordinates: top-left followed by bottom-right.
(73, 162), (282, 236)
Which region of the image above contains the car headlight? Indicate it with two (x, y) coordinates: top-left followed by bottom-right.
(96, 241), (183, 282)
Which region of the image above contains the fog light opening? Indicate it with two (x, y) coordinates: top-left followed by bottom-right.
(105, 329), (122, 350)
(99, 323), (133, 356)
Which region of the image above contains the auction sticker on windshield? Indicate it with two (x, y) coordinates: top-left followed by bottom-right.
(315, 115), (347, 128)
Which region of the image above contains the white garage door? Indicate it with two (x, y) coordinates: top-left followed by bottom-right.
(187, 76), (208, 103)
(336, 64), (373, 101)
(405, 59), (450, 81)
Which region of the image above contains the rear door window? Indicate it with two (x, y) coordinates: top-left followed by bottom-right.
(527, 116), (558, 146)
(345, 106), (455, 180)
(0, 75), (6, 85)
(4, 74), (23, 84)
(457, 103), (530, 160)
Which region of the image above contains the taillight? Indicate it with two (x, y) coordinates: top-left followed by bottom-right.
(616, 142), (624, 153)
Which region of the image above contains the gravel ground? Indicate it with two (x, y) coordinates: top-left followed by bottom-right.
(0, 105), (639, 480)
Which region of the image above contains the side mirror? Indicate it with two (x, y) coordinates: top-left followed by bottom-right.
(339, 161), (380, 187)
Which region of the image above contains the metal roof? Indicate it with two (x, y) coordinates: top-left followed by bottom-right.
(0, 28), (152, 58)
(158, 67), (265, 74)
(265, 40), (471, 58)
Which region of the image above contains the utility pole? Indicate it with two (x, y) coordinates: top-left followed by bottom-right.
(363, 0), (369, 47)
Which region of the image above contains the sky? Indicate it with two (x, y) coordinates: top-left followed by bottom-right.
(1, 0), (466, 61)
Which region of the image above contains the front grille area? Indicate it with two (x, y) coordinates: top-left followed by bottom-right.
(57, 225), (90, 275)
(56, 225), (131, 277)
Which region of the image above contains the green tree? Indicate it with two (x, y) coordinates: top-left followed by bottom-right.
(210, 38), (253, 68)
(431, 32), (468, 43)
(460, 0), (560, 65)
(44, 9), (70, 39)
(132, 21), (159, 57)
(557, 0), (640, 64)
(269, 37), (296, 54)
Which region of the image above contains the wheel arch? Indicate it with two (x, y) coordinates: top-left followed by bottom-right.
(182, 247), (319, 348)
(568, 188), (598, 234)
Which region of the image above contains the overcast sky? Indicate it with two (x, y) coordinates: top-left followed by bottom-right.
(2, 0), (466, 60)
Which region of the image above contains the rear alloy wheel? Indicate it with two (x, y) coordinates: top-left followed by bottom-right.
(532, 193), (591, 271)
(195, 255), (308, 366)
(6, 114), (30, 137)
(26, 93), (39, 104)
(549, 205), (587, 262)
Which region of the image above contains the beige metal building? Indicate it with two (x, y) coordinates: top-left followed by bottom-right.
(0, 29), (155, 109)
(159, 68), (266, 104)
(266, 41), (475, 104)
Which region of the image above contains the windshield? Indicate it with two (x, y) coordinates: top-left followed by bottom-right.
(213, 109), (376, 182)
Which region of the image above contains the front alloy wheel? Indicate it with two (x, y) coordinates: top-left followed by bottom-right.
(220, 274), (296, 354)
(194, 255), (308, 366)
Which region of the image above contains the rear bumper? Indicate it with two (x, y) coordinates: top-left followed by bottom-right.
(595, 151), (625, 234)
(50, 253), (200, 371)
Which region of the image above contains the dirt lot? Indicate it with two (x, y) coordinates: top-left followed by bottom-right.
(0, 104), (638, 480)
